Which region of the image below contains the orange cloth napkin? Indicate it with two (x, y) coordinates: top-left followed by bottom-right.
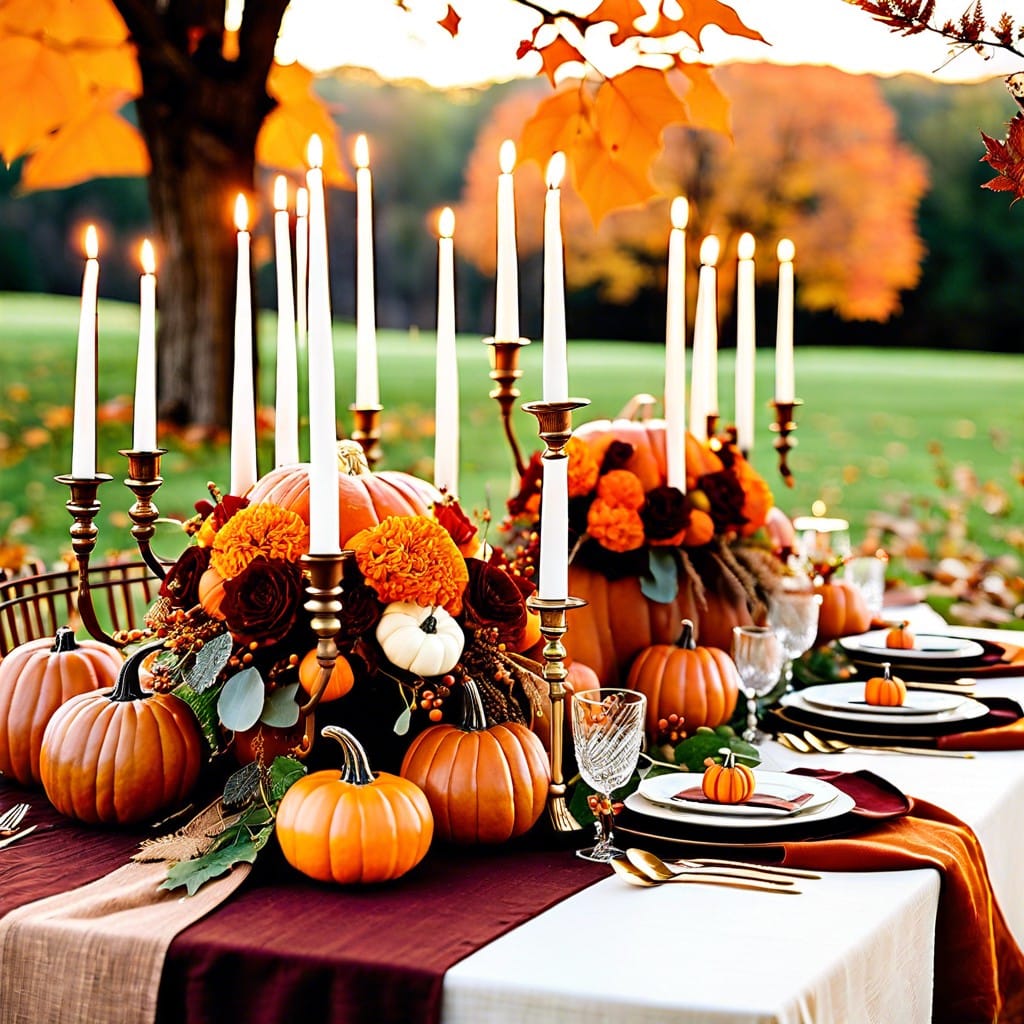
(780, 798), (1024, 1024)
(938, 717), (1024, 751)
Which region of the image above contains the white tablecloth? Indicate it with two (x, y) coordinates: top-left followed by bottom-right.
(443, 620), (1024, 1024)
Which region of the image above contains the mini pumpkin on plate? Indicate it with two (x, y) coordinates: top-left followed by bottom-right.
(701, 748), (756, 804)
(885, 621), (916, 650)
(864, 662), (906, 707)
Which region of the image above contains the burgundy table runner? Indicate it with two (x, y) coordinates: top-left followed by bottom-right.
(0, 779), (607, 1024)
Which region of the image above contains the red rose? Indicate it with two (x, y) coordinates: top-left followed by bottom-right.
(461, 559), (528, 648)
(159, 545), (211, 608)
(221, 557), (303, 647)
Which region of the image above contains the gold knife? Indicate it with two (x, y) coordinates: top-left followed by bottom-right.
(0, 824), (37, 850)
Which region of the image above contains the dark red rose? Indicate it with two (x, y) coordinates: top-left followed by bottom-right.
(506, 450), (543, 517)
(600, 440), (634, 474)
(337, 561), (384, 641)
(158, 545), (211, 608)
(221, 557), (303, 647)
(433, 498), (478, 549)
(641, 485), (691, 541)
(462, 558), (528, 648)
(698, 469), (748, 531)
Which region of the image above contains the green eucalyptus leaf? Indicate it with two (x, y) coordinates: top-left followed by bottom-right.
(641, 548), (679, 603)
(673, 728), (760, 772)
(268, 756), (306, 802)
(185, 631), (234, 693)
(260, 682), (301, 728)
(393, 704), (412, 736)
(217, 667), (265, 732)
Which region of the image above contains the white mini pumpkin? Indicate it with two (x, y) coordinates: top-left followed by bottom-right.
(376, 602), (465, 677)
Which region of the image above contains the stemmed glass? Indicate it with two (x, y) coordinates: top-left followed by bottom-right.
(731, 626), (784, 744)
(767, 590), (823, 690)
(570, 688), (647, 862)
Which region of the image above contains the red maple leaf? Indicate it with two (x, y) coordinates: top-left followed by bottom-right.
(438, 4), (460, 38)
(981, 113), (1024, 203)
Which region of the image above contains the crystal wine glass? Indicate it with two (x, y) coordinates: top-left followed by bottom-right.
(731, 625), (784, 744)
(767, 590), (823, 690)
(570, 688), (647, 862)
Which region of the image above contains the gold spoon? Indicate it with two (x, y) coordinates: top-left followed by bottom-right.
(627, 847), (820, 882)
(609, 857), (801, 894)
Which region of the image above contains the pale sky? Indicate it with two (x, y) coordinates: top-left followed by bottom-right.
(277, 0), (1022, 88)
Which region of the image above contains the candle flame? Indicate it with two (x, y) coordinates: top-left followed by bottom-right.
(545, 151), (566, 189)
(84, 224), (98, 260)
(737, 232), (755, 260)
(699, 234), (720, 267)
(140, 239), (155, 275)
(234, 193), (249, 232)
(499, 139), (516, 175)
(438, 206), (455, 239)
(777, 238), (796, 262)
(812, 499), (827, 517)
(273, 175), (288, 212)
(306, 134), (323, 169)
(670, 196), (688, 230)
(355, 134), (369, 169)
(296, 186), (309, 217)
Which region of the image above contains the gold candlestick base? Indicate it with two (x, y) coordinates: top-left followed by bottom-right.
(769, 399), (803, 488)
(520, 398), (591, 451)
(527, 594), (588, 833)
(120, 448), (168, 579)
(54, 473), (118, 647)
(299, 551), (349, 716)
(349, 405), (383, 469)
(484, 336), (531, 477)
(706, 412), (720, 442)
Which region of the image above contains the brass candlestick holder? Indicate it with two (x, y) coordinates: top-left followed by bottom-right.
(349, 405), (383, 469)
(769, 399), (803, 487)
(527, 594), (587, 833)
(483, 336), (531, 477)
(120, 448), (168, 579)
(299, 550), (349, 717)
(706, 412), (720, 442)
(54, 473), (118, 647)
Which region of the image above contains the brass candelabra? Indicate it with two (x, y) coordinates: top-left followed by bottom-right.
(483, 335), (531, 478)
(298, 551), (349, 717)
(349, 404), (383, 469)
(769, 399), (802, 487)
(120, 448), (169, 579)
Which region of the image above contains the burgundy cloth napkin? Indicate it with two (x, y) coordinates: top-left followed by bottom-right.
(673, 785), (814, 812)
(786, 766), (911, 819)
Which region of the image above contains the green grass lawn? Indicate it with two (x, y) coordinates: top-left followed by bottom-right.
(0, 291), (1021, 568)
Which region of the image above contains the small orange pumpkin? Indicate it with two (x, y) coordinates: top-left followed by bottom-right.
(814, 579), (873, 644)
(864, 662), (906, 707)
(400, 677), (551, 844)
(701, 749), (755, 804)
(198, 568), (228, 620)
(885, 621), (916, 650)
(298, 648), (355, 703)
(275, 726), (433, 884)
(626, 619), (741, 736)
(0, 627), (124, 786)
(39, 641), (204, 825)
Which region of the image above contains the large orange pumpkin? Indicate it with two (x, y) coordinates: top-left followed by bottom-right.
(246, 440), (439, 549)
(39, 642), (204, 825)
(566, 561), (754, 686)
(626, 620), (741, 736)
(814, 578), (872, 644)
(276, 725), (433, 884)
(0, 627), (124, 786)
(400, 677), (551, 844)
(573, 416), (724, 493)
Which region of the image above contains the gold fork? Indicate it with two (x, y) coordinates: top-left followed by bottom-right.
(0, 802), (29, 835)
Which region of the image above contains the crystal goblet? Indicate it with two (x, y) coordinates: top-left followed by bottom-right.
(731, 625), (784, 744)
(767, 590), (823, 689)
(570, 688), (646, 862)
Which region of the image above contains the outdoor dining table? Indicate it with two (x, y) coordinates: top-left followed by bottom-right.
(1, 617), (1022, 1024)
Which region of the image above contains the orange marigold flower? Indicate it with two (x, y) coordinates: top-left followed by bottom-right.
(596, 469), (645, 510)
(210, 503), (309, 579)
(586, 499), (645, 553)
(349, 514), (469, 614)
(566, 436), (600, 497)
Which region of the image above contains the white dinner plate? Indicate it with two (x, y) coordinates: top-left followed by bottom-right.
(780, 689), (990, 727)
(838, 630), (985, 662)
(800, 681), (969, 717)
(625, 776), (854, 831)
(637, 770), (839, 818)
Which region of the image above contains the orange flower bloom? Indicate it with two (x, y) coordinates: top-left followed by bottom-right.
(586, 499), (645, 553)
(349, 514), (469, 614)
(733, 456), (774, 536)
(596, 469), (645, 510)
(566, 436), (600, 498)
(210, 503), (309, 579)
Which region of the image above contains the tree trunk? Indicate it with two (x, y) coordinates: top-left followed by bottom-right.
(114, 0), (289, 429)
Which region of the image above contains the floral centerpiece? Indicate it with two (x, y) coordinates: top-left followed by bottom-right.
(503, 408), (789, 685)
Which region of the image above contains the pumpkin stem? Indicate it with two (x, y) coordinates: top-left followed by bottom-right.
(882, 661), (892, 681)
(321, 725), (375, 786)
(110, 638), (164, 703)
(459, 676), (489, 732)
(676, 619), (696, 650)
(51, 626), (80, 654)
(420, 613), (438, 636)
